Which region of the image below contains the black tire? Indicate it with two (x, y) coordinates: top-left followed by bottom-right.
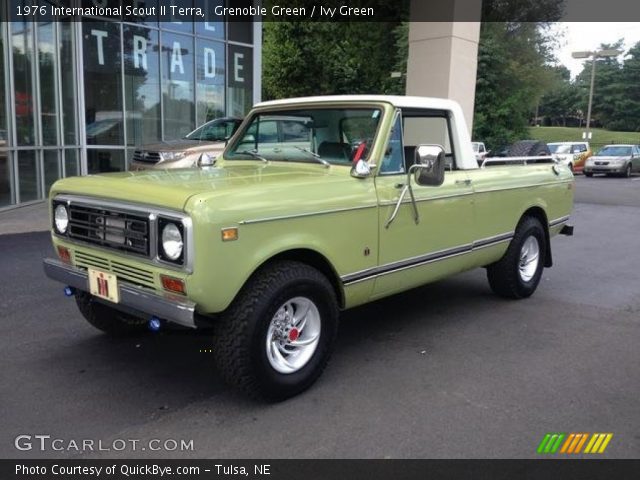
(507, 140), (551, 157)
(212, 261), (339, 401)
(624, 163), (632, 178)
(584, 172), (593, 177)
(75, 291), (149, 336)
(487, 217), (547, 299)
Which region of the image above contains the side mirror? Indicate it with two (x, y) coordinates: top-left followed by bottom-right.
(198, 152), (216, 167)
(413, 144), (445, 186)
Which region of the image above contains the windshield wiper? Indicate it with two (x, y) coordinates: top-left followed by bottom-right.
(237, 150), (269, 164)
(293, 146), (330, 168)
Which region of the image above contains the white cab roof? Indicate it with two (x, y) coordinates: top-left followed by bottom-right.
(256, 95), (461, 111)
(254, 95), (478, 170)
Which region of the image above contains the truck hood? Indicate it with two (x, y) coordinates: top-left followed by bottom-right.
(50, 162), (355, 212)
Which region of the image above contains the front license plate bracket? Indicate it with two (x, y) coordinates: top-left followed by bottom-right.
(88, 268), (120, 304)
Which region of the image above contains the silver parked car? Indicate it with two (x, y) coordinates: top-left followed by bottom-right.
(130, 117), (243, 171)
(584, 144), (640, 178)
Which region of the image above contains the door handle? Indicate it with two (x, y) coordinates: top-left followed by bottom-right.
(455, 179), (472, 186)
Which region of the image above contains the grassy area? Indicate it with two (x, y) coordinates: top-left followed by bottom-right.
(528, 126), (640, 146)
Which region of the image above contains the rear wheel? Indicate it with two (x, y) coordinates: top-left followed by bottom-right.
(487, 217), (546, 299)
(212, 261), (339, 401)
(75, 291), (148, 336)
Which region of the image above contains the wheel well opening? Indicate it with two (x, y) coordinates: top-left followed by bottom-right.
(266, 249), (345, 308)
(521, 207), (552, 267)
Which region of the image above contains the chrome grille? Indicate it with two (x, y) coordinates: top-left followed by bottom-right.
(67, 204), (149, 256)
(74, 251), (155, 289)
(133, 150), (162, 164)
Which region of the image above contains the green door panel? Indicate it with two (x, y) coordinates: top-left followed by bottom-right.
(372, 169), (475, 297)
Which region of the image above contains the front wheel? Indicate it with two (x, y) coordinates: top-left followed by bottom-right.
(584, 171), (593, 177)
(212, 261), (339, 401)
(487, 217), (546, 299)
(624, 163), (632, 178)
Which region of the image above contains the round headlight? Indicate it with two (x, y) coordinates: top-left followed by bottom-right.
(54, 204), (69, 234)
(161, 223), (183, 261)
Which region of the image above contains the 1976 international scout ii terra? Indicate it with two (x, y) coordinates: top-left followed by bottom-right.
(44, 96), (574, 400)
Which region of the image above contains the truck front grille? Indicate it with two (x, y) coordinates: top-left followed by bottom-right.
(133, 150), (162, 164)
(67, 204), (150, 256)
(74, 250), (156, 289)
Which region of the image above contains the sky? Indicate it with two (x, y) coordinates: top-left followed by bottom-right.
(553, 23), (640, 78)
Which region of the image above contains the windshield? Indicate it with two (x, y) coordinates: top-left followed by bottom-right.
(471, 143), (480, 152)
(185, 119), (241, 142)
(597, 146), (632, 157)
(226, 107), (382, 165)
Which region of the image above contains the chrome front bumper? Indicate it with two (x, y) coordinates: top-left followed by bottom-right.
(43, 258), (196, 328)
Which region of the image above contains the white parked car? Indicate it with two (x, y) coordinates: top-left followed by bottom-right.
(547, 142), (591, 173)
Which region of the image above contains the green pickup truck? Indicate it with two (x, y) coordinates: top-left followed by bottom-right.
(44, 95), (574, 400)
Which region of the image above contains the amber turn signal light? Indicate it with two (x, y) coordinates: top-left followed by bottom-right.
(221, 227), (238, 242)
(160, 275), (186, 295)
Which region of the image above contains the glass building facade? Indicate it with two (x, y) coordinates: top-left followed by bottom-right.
(0, 0), (260, 209)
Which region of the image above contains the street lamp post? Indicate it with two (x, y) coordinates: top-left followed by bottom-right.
(571, 48), (622, 140)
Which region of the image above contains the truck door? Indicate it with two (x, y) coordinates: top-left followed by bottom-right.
(371, 109), (476, 298)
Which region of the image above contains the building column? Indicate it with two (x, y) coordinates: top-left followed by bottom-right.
(406, 0), (481, 134)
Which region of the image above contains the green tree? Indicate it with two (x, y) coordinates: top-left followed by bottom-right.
(538, 66), (581, 126)
(262, 21), (408, 100)
(574, 41), (624, 130)
(577, 40), (640, 132)
(472, 21), (560, 149)
(615, 42), (640, 131)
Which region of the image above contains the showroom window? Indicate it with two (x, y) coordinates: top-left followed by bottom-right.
(83, 20), (124, 146)
(124, 25), (161, 146)
(0, 0), (259, 209)
(161, 31), (195, 139)
(1, 5), (11, 208)
(59, 22), (77, 146)
(38, 19), (59, 146)
(11, 20), (36, 146)
(196, 38), (225, 126)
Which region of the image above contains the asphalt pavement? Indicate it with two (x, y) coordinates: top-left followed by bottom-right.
(1, 175), (639, 459)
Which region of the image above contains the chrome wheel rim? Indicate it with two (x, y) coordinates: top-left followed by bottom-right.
(266, 296), (321, 374)
(519, 236), (540, 282)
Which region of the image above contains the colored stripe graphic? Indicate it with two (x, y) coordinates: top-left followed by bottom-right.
(563, 433), (589, 454)
(540, 433), (613, 454)
(584, 433), (613, 454)
(537, 433), (565, 454)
